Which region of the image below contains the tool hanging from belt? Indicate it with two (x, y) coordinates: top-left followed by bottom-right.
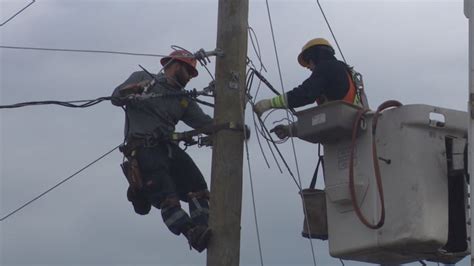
(119, 142), (145, 192)
(119, 121), (249, 191)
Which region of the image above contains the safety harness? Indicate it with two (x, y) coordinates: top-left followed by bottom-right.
(315, 67), (368, 108)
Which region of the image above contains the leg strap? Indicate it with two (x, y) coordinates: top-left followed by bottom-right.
(187, 190), (210, 200)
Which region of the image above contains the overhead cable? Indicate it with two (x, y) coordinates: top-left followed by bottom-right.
(264, 1), (317, 265)
(0, 97), (112, 109)
(0, 144), (120, 222)
(0, 45), (170, 58)
(0, 88), (214, 110)
(239, 91), (265, 266)
(0, 0), (36, 27)
(315, 0), (347, 63)
(248, 26), (267, 73)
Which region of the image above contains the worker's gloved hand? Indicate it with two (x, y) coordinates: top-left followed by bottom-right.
(119, 80), (151, 97)
(253, 99), (272, 117)
(270, 124), (290, 139)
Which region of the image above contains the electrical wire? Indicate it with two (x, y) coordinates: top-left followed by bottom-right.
(246, 72), (271, 170)
(0, 144), (121, 222)
(0, 97), (112, 109)
(248, 26), (267, 73)
(0, 0), (36, 27)
(253, 107), (302, 191)
(315, 0), (346, 63)
(264, 1), (317, 265)
(247, 26), (267, 100)
(0, 45), (171, 58)
(0, 88), (213, 110)
(245, 68), (283, 172)
(240, 90), (265, 266)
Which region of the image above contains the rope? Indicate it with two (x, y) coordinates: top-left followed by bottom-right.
(264, 1), (317, 265)
(0, 144), (121, 222)
(315, 0), (347, 63)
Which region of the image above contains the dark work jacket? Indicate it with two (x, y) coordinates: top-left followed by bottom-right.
(112, 71), (213, 139)
(286, 59), (350, 108)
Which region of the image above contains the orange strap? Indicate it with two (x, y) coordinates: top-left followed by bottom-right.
(342, 72), (356, 104)
(316, 72), (356, 105)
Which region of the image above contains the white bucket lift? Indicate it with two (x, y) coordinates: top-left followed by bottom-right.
(294, 101), (470, 264)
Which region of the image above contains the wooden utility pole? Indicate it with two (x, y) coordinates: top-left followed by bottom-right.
(207, 0), (249, 265)
(465, 0), (474, 265)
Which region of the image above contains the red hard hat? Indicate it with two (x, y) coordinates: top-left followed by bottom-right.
(160, 50), (198, 77)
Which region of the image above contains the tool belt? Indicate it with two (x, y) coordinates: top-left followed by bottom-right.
(119, 122), (248, 191)
(119, 132), (166, 191)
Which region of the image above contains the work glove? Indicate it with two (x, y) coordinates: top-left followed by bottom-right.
(253, 99), (272, 117)
(270, 124), (290, 139)
(119, 80), (152, 97)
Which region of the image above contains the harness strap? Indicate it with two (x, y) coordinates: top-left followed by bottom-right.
(171, 121), (247, 142)
(187, 190), (210, 200)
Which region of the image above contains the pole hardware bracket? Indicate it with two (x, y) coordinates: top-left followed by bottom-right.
(194, 48), (224, 65)
(228, 71), (240, 90)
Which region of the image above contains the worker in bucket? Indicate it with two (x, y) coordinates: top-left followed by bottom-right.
(111, 49), (212, 252)
(253, 38), (368, 139)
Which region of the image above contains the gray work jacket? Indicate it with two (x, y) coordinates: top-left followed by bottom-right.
(112, 71), (213, 139)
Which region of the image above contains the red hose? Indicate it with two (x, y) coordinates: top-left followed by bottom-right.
(349, 100), (402, 229)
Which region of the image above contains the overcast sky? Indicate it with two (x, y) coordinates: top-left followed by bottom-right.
(0, 0), (471, 265)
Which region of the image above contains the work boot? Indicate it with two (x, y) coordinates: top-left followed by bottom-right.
(188, 191), (210, 226)
(185, 225), (212, 252)
(127, 187), (151, 215)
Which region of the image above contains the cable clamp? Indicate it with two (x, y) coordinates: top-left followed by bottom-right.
(194, 48), (224, 65)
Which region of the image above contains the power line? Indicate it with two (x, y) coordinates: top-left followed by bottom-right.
(315, 0), (347, 63)
(248, 26), (267, 73)
(0, 144), (120, 222)
(240, 92), (265, 266)
(0, 0), (36, 27)
(0, 45), (170, 58)
(264, 1), (317, 265)
(0, 89), (213, 110)
(0, 97), (112, 109)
